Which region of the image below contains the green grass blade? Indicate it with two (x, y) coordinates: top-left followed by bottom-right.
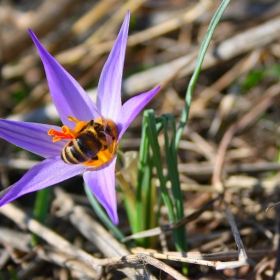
(161, 114), (187, 253)
(175, 0), (231, 148)
(146, 110), (176, 222)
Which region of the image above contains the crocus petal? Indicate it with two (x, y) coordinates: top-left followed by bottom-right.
(0, 156), (86, 206)
(83, 157), (118, 224)
(96, 11), (130, 121)
(29, 30), (100, 128)
(0, 119), (67, 158)
(117, 86), (160, 140)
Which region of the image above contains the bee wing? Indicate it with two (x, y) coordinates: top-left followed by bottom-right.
(105, 133), (113, 151)
(102, 132), (118, 153)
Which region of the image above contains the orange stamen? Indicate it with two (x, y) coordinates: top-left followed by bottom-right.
(47, 116), (87, 142)
(68, 116), (80, 123)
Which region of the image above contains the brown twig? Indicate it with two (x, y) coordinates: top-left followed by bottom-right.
(212, 82), (280, 192)
(2, 0), (78, 63)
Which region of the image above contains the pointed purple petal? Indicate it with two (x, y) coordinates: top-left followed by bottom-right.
(117, 86), (160, 140)
(0, 119), (67, 158)
(0, 156), (86, 206)
(29, 30), (100, 127)
(83, 157), (118, 224)
(96, 12), (130, 120)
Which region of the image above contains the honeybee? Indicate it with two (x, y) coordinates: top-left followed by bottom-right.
(61, 118), (118, 165)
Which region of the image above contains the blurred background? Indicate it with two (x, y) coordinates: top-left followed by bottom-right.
(1, 0), (280, 279)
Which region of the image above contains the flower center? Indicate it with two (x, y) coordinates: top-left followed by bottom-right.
(48, 116), (118, 167)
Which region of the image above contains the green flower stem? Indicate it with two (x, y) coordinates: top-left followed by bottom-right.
(84, 184), (124, 240)
(31, 188), (51, 246)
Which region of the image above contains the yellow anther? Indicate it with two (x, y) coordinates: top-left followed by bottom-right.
(68, 116), (80, 123)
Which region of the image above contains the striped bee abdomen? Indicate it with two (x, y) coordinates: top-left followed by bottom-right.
(62, 131), (102, 164)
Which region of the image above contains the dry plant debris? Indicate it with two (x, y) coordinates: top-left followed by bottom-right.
(1, 0), (280, 279)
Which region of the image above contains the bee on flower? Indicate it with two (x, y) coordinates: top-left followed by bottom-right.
(0, 11), (160, 224)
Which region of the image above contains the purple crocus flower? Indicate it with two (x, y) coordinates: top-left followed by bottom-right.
(0, 12), (160, 224)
